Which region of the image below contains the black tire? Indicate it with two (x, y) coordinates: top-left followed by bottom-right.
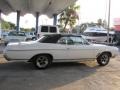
(34, 55), (52, 69)
(97, 53), (110, 66)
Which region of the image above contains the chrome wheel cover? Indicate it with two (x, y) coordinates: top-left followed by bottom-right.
(36, 56), (49, 68)
(100, 54), (109, 64)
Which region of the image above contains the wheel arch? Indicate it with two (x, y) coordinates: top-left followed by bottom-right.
(97, 51), (112, 59)
(29, 53), (53, 62)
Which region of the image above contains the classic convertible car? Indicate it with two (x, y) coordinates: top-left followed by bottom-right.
(3, 34), (119, 69)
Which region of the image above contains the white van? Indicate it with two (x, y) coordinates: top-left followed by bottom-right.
(37, 25), (60, 38)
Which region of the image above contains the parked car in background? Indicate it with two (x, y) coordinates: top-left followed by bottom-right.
(37, 25), (59, 38)
(4, 31), (27, 45)
(2, 32), (9, 38)
(4, 34), (119, 69)
(82, 28), (115, 44)
(25, 32), (36, 41)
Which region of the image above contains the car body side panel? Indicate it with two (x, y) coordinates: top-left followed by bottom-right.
(66, 45), (98, 59)
(5, 43), (69, 60)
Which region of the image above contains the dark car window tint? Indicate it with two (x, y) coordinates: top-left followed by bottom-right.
(41, 26), (48, 32)
(98, 33), (107, 36)
(83, 32), (107, 37)
(39, 35), (61, 43)
(50, 27), (57, 33)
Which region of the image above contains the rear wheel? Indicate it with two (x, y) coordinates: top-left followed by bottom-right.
(97, 53), (110, 66)
(34, 55), (52, 69)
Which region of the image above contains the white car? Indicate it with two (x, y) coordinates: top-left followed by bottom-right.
(3, 34), (119, 69)
(4, 31), (27, 45)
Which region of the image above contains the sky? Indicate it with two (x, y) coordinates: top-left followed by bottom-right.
(77, 0), (120, 26)
(1, 0), (120, 28)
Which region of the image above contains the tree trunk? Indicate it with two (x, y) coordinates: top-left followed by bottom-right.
(63, 17), (69, 32)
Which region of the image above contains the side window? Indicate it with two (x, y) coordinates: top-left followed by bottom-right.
(69, 36), (89, 45)
(67, 38), (74, 45)
(50, 27), (57, 33)
(41, 26), (48, 32)
(57, 37), (67, 44)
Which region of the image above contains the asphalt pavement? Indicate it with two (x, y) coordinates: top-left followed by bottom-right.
(0, 44), (120, 90)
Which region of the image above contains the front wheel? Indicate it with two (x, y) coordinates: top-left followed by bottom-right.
(97, 53), (110, 66)
(34, 55), (52, 69)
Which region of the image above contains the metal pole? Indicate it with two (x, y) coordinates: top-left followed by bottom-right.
(35, 12), (39, 36)
(107, 0), (111, 44)
(0, 10), (1, 29)
(53, 14), (57, 25)
(16, 10), (20, 32)
(0, 10), (2, 40)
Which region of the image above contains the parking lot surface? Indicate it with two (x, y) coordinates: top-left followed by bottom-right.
(0, 45), (120, 90)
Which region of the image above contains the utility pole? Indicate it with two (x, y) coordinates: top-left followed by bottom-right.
(0, 10), (1, 29)
(107, 0), (111, 44)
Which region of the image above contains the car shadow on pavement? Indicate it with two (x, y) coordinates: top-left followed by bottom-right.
(0, 61), (35, 70)
(0, 61), (101, 90)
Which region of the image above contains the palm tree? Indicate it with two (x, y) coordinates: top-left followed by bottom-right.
(58, 4), (80, 32)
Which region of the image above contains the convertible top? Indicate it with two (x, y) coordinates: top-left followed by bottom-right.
(39, 34), (82, 43)
(44, 33), (82, 37)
